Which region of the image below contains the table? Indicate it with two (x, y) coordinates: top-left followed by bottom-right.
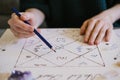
(0, 28), (120, 80)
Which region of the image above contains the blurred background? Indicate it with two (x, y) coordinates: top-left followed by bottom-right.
(0, 0), (19, 29)
(0, 0), (119, 29)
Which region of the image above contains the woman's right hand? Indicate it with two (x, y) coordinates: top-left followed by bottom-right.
(8, 12), (35, 38)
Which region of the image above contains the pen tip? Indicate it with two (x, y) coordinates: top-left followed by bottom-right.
(51, 48), (56, 53)
(53, 50), (56, 53)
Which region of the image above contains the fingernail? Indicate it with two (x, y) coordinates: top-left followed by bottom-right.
(95, 41), (99, 45)
(89, 41), (94, 45)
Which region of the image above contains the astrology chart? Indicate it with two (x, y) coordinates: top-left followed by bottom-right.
(0, 28), (120, 80)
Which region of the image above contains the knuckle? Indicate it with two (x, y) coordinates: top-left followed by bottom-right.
(97, 20), (104, 25)
(84, 20), (88, 23)
(100, 29), (106, 34)
(89, 18), (97, 23)
(82, 20), (88, 26)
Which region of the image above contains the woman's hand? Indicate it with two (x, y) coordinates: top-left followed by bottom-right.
(8, 12), (35, 38)
(80, 13), (113, 45)
(80, 4), (120, 45)
(8, 8), (45, 38)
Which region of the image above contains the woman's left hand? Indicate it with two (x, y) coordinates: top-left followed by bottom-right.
(80, 12), (113, 45)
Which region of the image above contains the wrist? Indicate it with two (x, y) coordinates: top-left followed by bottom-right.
(103, 4), (120, 23)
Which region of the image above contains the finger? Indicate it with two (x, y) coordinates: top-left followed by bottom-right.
(9, 13), (35, 38)
(11, 12), (34, 32)
(9, 19), (27, 34)
(9, 19), (33, 35)
(80, 20), (88, 35)
(20, 12), (34, 26)
(20, 13), (29, 21)
(105, 24), (113, 41)
(13, 25), (34, 34)
(88, 21), (104, 45)
(11, 27), (34, 38)
(13, 19), (33, 31)
(10, 25), (34, 38)
(18, 33), (35, 38)
(95, 24), (108, 45)
(84, 19), (96, 43)
(12, 12), (30, 22)
(12, 22), (33, 34)
(8, 14), (19, 27)
(11, 13), (17, 18)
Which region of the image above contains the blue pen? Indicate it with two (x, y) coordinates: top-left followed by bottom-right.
(12, 8), (56, 52)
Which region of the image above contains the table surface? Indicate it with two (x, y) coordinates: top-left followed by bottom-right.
(0, 28), (120, 80)
(0, 27), (120, 36)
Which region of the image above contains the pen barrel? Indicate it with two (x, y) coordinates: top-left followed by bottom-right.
(24, 20), (30, 25)
(23, 16), (52, 49)
(33, 29), (52, 49)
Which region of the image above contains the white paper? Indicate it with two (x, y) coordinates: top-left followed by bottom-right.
(0, 28), (120, 80)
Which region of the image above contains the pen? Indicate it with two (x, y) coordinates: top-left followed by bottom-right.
(12, 8), (56, 52)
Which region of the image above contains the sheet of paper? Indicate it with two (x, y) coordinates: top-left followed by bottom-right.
(0, 28), (120, 80)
